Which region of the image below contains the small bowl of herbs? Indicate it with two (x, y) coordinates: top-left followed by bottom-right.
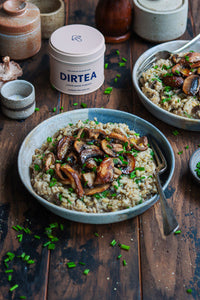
(189, 148), (200, 184)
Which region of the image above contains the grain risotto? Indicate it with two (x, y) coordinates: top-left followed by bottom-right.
(140, 52), (200, 119)
(30, 119), (157, 213)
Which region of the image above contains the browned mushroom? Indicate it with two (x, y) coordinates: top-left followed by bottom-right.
(162, 75), (184, 88)
(74, 140), (85, 153)
(95, 157), (114, 185)
(61, 164), (84, 198)
(171, 64), (193, 77)
(187, 52), (200, 63)
(182, 75), (200, 95)
(44, 153), (55, 171)
(85, 158), (97, 169)
(113, 167), (122, 179)
(130, 136), (149, 151)
(87, 128), (106, 139)
(84, 183), (110, 196)
(82, 172), (96, 187)
(109, 132), (130, 149)
(80, 145), (104, 164)
(57, 136), (73, 160)
(101, 139), (115, 156)
(55, 163), (70, 184)
(121, 153), (135, 174)
(0, 56), (23, 87)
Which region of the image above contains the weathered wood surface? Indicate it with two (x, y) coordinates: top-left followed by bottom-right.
(0, 0), (200, 299)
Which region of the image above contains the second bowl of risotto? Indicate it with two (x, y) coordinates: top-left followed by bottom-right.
(133, 40), (200, 131)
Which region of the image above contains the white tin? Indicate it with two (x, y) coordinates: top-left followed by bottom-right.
(133, 0), (188, 42)
(49, 24), (105, 95)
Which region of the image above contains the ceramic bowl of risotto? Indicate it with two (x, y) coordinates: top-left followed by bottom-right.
(18, 108), (175, 224)
(132, 40), (200, 131)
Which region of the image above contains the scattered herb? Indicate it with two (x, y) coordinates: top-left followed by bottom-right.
(118, 62), (125, 67)
(119, 244), (130, 251)
(172, 130), (179, 136)
(104, 87), (113, 94)
(110, 240), (117, 247)
(195, 161), (200, 178)
(35, 107), (40, 111)
(104, 63), (108, 69)
(47, 137), (52, 143)
(116, 50), (120, 55)
(81, 102), (87, 108)
(174, 230), (181, 235)
(83, 269), (90, 275)
(67, 262), (76, 268)
(73, 103), (78, 106)
(123, 260), (127, 266)
(53, 107), (56, 112)
(186, 288), (192, 294)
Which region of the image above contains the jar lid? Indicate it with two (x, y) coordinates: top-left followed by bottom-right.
(49, 24), (105, 64)
(0, 1), (40, 34)
(137, 0), (183, 12)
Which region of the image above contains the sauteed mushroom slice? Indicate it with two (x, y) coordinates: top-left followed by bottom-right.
(130, 136), (148, 151)
(121, 153), (135, 174)
(85, 158), (97, 169)
(80, 146), (104, 164)
(182, 75), (200, 95)
(84, 183), (110, 196)
(109, 132), (130, 149)
(66, 152), (78, 165)
(82, 172), (96, 188)
(162, 75), (184, 88)
(95, 157), (114, 185)
(57, 136), (73, 160)
(88, 129), (106, 139)
(61, 164), (84, 198)
(44, 153), (55, 171)
(171, 64), (193, 77)
(74, 140), (85, 153)
(187, 52), (200, 63)
(113, 167), (122, 179)
(55, 163), (70, 185)
(101, 139), (115, 156)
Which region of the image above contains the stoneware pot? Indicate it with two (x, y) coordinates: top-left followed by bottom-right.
(27, 0), (65, 39)
(133, 0), (188, 42)
(95, 0), (132, 43)
(0, 0), (41, 60)
(0, 79), (35, 119)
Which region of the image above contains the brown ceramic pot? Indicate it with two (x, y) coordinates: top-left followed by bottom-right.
(0, 0), (41, 60)
(95, 0), (132, 43)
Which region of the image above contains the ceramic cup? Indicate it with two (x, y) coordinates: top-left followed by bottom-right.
(28, 0), (65, 39)
(133, 0), (188, 42)
(0, 79), (35, 119)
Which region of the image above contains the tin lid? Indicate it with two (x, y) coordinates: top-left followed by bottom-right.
(49, 24), (105, 64)
(137, 0), (183, 12)
(0, 1), (40, 34)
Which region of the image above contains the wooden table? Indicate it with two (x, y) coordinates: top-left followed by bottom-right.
(0, 1), (200, 299)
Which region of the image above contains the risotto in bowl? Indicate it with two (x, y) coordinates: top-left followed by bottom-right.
(18, 108), (175, 224)
(133, 40), (200, 131)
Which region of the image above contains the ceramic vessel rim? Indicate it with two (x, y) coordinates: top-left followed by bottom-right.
(133, 0), (187, 15)
(39, 0), (64, 17)
(1, 79), (34, 102)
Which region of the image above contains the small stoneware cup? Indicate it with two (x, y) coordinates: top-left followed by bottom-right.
(28, 0), (65, 39)
(0, 80), (35, 119)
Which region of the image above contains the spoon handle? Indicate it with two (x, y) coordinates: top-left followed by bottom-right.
(174, 32), (200, 54)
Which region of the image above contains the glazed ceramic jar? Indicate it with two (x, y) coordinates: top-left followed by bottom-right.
(49, 24), (105, 95)
(133, 0), (188, 42)
(0, 0), (41, 60)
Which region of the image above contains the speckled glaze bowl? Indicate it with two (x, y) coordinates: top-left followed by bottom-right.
(132, 40), (200, 131)
(189, 149), (200, 184)
(28, 0), (65, 39)
(18, 108), (175, 224)
(0, 79), (35, 119)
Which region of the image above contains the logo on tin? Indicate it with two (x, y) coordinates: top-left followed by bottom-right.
(72, 35), (82, 42)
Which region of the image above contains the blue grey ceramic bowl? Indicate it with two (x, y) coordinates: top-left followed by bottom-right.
(133, 40), (200, 131)
(18, 108), (175, 224)
(189, 148), (200, 184)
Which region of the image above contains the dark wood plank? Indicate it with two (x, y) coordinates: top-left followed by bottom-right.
(131, 1), (200, 298)
(46, 1), (141, 299)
